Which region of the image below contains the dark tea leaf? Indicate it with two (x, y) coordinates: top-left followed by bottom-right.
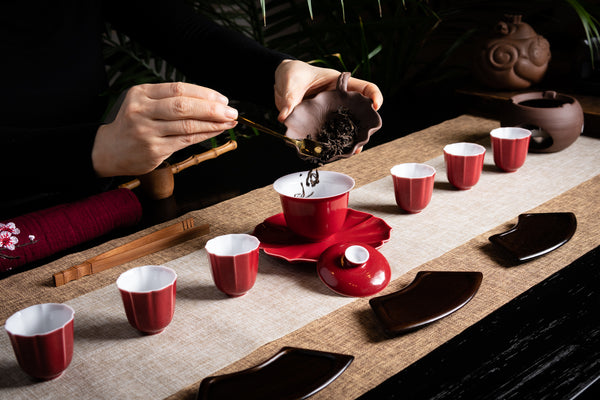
(316, 106), (359, 162)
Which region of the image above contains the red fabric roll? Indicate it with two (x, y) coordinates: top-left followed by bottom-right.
(0, 189), (142, 273)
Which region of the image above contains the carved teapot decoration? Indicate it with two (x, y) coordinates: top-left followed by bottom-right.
(474, 14), (551, 90)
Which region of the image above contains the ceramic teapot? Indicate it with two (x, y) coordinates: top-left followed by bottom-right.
(474, 14), (551, 90)
(501, 91), (584, 153)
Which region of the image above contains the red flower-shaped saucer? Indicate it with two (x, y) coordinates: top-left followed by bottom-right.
(252, 209), (392, 263)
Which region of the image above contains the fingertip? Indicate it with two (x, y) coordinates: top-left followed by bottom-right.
(373, 98), (383, 111)
(365, 91), (383, 111)
(365, 86), (383, 111)
(225, 106), (238, 120)
(217, 94), (229, 105)
(278, 106), (290, 122)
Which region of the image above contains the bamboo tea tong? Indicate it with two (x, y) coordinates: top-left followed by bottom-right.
(53, 217), (209, 286)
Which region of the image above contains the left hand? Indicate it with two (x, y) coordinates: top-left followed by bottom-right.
(92, 82), (237, 178)
(274, 59), (383, 123)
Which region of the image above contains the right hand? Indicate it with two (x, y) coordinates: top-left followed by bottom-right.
(274, 60), (383, 123)
(92, 82), (238, 177)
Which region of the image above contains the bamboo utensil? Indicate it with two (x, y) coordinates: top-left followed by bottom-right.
(119, 140), (237, 199)
(53, 218), (209, 286)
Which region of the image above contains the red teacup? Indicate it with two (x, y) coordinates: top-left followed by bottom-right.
(273, 171), (355, 241)
(490, 127), (531, 172)
(5, 303), (75, 380)
(390, 163), (436, 213)
(205, 234), (260, 297)
(443, 142), (486, 190)
(116, 265), (177, 334)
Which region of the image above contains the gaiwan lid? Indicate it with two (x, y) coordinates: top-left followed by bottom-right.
(317, 243), (391, 297)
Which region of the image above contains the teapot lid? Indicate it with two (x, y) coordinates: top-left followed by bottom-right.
(494, 14), (538, 40)
(317, 243), (391, 297)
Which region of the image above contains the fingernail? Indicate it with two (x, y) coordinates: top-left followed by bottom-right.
(217, 95), (229, 104)
(225, 107), (238, 120)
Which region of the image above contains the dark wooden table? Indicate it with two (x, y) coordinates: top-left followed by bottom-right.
(359, 244), (600, 400)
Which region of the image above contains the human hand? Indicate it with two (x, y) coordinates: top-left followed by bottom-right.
(92, 82), (238, 177)
(274, 59), (383, 123)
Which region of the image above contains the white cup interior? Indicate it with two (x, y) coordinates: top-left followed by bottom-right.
(490, 127), (532, 140)
(344, 245), (370, 266)
(5, 303), (74, 337)
(205, 234), (260, 257)
(444, 142), (486, 156)
(117, 265), (177, 293)
(391, 163), (436, 179)
(273, 170), (355, 199)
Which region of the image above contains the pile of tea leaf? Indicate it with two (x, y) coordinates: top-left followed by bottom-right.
(316, 106), (359, 162)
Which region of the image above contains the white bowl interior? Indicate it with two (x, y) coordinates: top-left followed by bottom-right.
(491, 127), (532, 140)
(5, 303), (74, 336)
(205, 234), (260, 257)
(391, 163), (436, 179)
(345, 245), (370, 265)
(273, 171), (355, 199)
(444, 142), (486, 156)
(117, 265), (177, 293)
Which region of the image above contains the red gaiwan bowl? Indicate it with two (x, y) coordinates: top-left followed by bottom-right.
(317, 243), (391, 297)
(273, 170), (355, 242)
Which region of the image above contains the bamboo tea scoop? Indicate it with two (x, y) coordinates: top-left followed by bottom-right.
(236, 116), (323, 159)
(120, 140), (237, 199)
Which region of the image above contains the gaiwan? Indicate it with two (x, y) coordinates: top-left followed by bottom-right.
(474, 14), (551, 90)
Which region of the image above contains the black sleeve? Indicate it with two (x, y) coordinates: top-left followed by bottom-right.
(0, 123), (114, 219)
(103, 0), (293, 107)
(0, 1), (111, 215)
(0, 0), (291, 216)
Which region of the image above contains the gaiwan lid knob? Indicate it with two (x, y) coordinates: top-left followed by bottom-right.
(317, 243), (391, 297)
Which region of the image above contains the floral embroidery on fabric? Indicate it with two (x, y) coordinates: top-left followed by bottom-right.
(0, 222), (38, 260)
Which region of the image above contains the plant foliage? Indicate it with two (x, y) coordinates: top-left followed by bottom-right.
(101, 0), (600, 144)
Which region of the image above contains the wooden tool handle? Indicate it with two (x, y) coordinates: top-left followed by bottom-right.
(53, 218), (209, 286)
(171, 140), (237, 174)
(119, 179), (140, 190)
(118, 140), (237, 191)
